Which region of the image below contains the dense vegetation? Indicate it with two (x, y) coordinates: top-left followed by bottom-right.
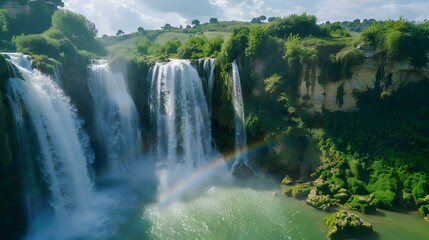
(0, 2), (428, 238)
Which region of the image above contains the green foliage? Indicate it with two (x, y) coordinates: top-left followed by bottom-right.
(218, 27), (249, 63)
(177, 35), (208, 59)
(204, 35), (223, 57)
(345, 195), (376, 213)
(191, 19), (200, 26)
(245, 25), (267, 57)
(209, 17), (219, 24)
(336, 47), (363, 77)
(361, 19), (429, 67)
(51, 10), (105, 55)
(160, 38), (181, 55)
(418, 205), (429, 216)
(266, 13), (325, 39)
(31, 54), (59, 75)
(324, 211), (373, 240)
(284, 34), (317, 64)
(136, 35), (153, 54)
(409, 176), (428, 200)
(372, 190), (395, 209)
(0, 9), (11, 40)
(320, 22), (350, 37)
(283, 182), (313, 200)
(264, 74), (282, 93)
(13, 34), (61, 59)
(348, 160), (365, 179)
(347, 177), (366, 194)
(339, 19), (377, 32)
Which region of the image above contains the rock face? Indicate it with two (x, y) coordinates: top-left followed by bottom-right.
(324, 210), (373, 240)
(298, 58), (429, 113)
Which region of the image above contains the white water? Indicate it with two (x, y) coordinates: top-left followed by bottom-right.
(230, 60), (250, 171)
(87, 60), (141, 171)
(149, 59), (217, 195)
(52, 62), (62, 87)
(5, 54), (124, 240)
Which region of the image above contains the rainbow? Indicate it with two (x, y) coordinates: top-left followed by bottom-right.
(155, 138), (282, 207)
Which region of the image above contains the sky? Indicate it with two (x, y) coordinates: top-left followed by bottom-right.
(63, 0), (429, 35)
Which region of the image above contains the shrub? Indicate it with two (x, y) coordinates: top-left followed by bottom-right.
(13, 34), (60, 59)
(371, 190), (395, 209)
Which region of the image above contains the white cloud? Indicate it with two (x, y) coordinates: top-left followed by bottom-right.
(62, 0), (429, 35)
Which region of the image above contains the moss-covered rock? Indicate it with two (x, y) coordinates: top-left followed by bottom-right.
(416, 195), (429, 206)
(314, 178), (331, 195)
(281, 175), (293, 186)
(333, 188), (351, 204)
(345, 195), (376, 214)
(306, 189), (337, 211)
(283, 182), (313, 200)
(324, 210), (373, 240)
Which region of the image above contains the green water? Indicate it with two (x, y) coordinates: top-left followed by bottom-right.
(111, 177), (428, 240)
(144, 183), (327, 239)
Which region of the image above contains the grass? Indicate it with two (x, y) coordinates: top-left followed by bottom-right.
(154, 32), (192, 44)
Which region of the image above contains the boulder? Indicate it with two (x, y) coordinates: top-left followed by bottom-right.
(324, 210), (373, 240)
(306, 190), (337, 211)
(345, 195), (376, 214)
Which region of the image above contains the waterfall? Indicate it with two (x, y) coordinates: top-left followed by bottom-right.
(87, 60), (141, 171)
(53, 62), (62, 87)
(149, 59), (215, 193)
(198, 58), (215, 114)
(230, 60), (252, 173)
(4, 53), (94, 218)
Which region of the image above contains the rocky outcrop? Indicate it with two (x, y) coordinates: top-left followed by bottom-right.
(299, 58), (429, 113)
(324, 210), (373, 240)
(306, 189), (337, 211)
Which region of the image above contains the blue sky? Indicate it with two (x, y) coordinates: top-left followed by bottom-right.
(63, 0), (429, 35)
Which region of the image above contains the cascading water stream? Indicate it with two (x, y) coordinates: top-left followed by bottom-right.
(149, 59), (216, 194)
(230, 60), (254, 174)
(4, 53), (94, 220)
(198, 58), (215, 115)
(87, 60), (141, 172)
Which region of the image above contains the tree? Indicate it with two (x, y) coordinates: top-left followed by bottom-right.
(0, 9), (11, 40)
(209, 17), (219, 24)
(268, 16), (280, 23)
(251, 17), (261, 24)
(162, 23), (172, 30)
(137, 26), (145, 32)
(116, 29), (124, 35)
(51, 10), (98, 49)
(191, 19), (200, 27)
(260, 15), (267, 21)
(161, 38), (182, 54)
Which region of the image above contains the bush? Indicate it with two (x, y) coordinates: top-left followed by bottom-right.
(13, 34), (61, 59)
(347, 177), (367, 195)
(345, 195), (376, 213)
(371, 190), (395, 209)
(177, 35), (209, 59)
